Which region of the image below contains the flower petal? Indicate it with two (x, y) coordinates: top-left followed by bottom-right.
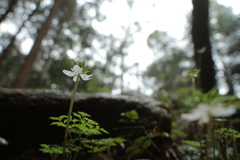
(63, 70), (76, 77)
(181, 111), (203, 121)
(73, 76), (79, 82)
(72, 65), (83, 74)
(80, 74), (93, 81)
(210, 105), (236, 117)
(181, 104), (210, 123)
(198, 113), (210, 124)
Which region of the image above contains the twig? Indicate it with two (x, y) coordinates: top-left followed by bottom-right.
(232, 126), (240, 160)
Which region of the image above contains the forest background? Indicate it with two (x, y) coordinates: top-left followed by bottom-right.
(0, 0), (240, 99)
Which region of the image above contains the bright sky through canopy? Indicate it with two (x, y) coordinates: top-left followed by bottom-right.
(92, 0), (193, 71)
(1, 0), (239, 93)
(91, 0), (240, 93)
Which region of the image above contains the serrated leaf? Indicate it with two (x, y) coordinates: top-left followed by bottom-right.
(49, 117), (59, 120)
(50, 122), (66, 127)
(78, 111), (91, 117)
(58, 115), (68, 120)
(73, 112), (81, 118)
(99, 128), (109, 134)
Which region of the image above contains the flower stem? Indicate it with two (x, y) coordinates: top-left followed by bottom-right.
(62, 74), (80, 159)
(207, 116), (214, 160)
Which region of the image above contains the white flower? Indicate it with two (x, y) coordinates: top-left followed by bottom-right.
(63, 65), (93, 82)
(0, 137), (8, 146)
(181, 103), (236, 124)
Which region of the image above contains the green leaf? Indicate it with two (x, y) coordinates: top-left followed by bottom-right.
(90, 146), (108, 153)
(72, 59), (79, 65)
(78, 111), (91, 117)
(50, 115), (68, 122)
(82, 138), (125, 153)
(158, 132), (170, 137)
(80, 60), (86, 68)
(39, 144), (66, 155)
(83, 67), (92, 73)
(187, 68), (200, 78)
(182, 140), (205, 148)
(119, 110), (139, 123)
(125, 136), (151, 160)
(49, 117), (59, 121)
(197, 46), (207, 54)
(215, 128), (240, 138)
(99, 128), (109, 134)
(50, 122), (66, 127)
(125, 110), (139, 120)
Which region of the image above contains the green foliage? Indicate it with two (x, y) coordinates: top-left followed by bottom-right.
(72, 60), (79, 66)
(80, 60), (85, 68)
(182, 140), (205, 148)
(40, 112), (125, 160)
(119, 110), (139, 123)
(86, 76), (112, 92)
(125, 136), (151, 160)
(125, 132), (168, 160)
(187, 69), (200, 79)
(171, 122), (188, 139)
(215, 128), (240, 139)
(145, 30), (192, 97)
(180, 142), (204, 160)
(50, 112), (109, 136)
(39, 144), (65, 160)
(82, 138), (125, 153)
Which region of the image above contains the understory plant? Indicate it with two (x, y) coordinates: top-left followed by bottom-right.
(40, 60), (124, 160)
(177, 69), (239, 160)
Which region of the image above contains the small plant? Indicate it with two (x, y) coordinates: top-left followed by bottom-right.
(119, 109), (139, 123)
(40, 60), (125, 160)
(177, 69), (238, 160)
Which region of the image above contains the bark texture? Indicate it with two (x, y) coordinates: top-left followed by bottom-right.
(192, 0), (216, 92)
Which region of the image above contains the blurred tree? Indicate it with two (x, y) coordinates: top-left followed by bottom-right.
(0, 0), (18, 24)
(0, 0), (41, 65)
(0, 0), (138, 93)
(0, 0), (108, 90)
(210, 0), (240, 95)
(144, 30), (192, 96)
(13, 0), (62, 88)
(191, 0), (216, 92)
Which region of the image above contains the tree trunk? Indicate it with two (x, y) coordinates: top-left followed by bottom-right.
(192, 0), (216, 92)
(0, 0), (41, 66)
(13, 0), (62, 88)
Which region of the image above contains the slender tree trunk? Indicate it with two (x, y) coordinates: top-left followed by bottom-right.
(13, 0), (62, 88)
(225, 68), (234, 95)
(192, 0), (216, 92)
(0, 0), (41, 65)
